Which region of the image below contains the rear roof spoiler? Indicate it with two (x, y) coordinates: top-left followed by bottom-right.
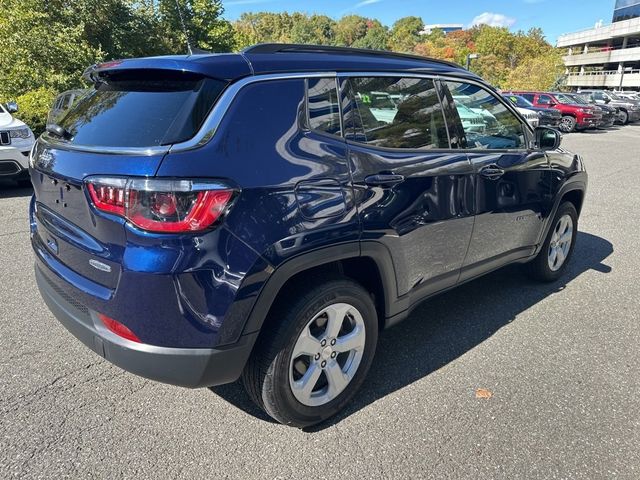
(81, 55), (253, 85)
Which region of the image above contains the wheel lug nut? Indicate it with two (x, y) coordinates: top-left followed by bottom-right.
(320, 339), (327, 347)
(314, 353), (320, 361)
(331, 351), (336, 358)
(330, 339), (336, 346)
(321, 361), (327, 368)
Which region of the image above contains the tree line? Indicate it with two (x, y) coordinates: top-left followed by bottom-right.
(0, 1), (565, 133)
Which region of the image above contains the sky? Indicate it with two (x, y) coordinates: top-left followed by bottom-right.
(221, 0), (616, 44)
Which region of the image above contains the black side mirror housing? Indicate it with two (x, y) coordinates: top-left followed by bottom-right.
(535, 126), (562, 151)
(5, 101), (18, 113)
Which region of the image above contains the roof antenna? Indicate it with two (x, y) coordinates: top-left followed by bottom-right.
(174, 0), (193, 55)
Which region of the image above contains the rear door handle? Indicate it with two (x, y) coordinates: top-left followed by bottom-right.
(364, 173), (405, 187)
(479, 165), (505, 180)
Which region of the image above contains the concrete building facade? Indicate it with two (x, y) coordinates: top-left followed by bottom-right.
(558, 0), (640, 90)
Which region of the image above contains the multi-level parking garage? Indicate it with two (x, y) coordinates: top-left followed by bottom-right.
(559, 0), (640, 90)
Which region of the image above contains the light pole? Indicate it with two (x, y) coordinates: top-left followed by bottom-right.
(466, 53), (479, 70)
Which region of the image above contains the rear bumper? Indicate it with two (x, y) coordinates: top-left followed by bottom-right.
(36, 264), (258, 388)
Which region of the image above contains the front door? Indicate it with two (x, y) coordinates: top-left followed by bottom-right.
(441, 80), (551, 280)
(340, 75), (475, 302)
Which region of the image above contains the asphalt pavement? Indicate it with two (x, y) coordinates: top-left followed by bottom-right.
(1, 126), (638, 479)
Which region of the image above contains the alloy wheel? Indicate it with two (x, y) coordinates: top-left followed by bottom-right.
(548, 214), (574, 271)
(559, 117), (574, 132)
(289, 303), (366, 407)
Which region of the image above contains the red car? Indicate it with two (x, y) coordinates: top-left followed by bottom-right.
(507, 91), (602, 133)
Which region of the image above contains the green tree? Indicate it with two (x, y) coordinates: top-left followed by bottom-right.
(158, 0), (235, 53)
(233, 12), (295, 48)
(505, 52), (565, 91)
(0, 0), (103, 98)
(352, 20), (388, 50)
(388, 16), (423, 52)
(290, 14), (336, 45)
(334, 15), (369, 46)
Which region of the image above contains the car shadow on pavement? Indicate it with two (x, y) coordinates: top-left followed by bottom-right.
(0, 181), (33, 198)
(211, 231), (613, 429)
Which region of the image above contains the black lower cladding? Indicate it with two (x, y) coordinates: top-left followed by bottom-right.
(35, 264), (258, 388)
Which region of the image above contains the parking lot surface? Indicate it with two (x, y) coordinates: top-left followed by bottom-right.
(1, 126), (639, 479)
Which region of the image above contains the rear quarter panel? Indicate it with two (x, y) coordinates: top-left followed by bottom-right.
(156, 77), (360, 267)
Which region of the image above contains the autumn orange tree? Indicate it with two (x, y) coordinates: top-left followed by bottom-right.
(413, 25), (564, 90)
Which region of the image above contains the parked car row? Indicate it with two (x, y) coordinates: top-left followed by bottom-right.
(503, 90), (640, 133)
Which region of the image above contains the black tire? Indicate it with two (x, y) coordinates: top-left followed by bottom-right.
(559, 115), (577, 133)
(619, 110), (629, 125)
(526, 202), (578, 282)
(242, 277), (378, 428)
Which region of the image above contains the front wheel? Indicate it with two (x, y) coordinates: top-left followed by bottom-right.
(526, 202), (578, 282)
(242, 277), (378, 427)
(559, 115), (577, 133)
(618, 110), (629, 125)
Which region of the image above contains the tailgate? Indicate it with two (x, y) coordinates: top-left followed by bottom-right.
(31, 142), (165, 289)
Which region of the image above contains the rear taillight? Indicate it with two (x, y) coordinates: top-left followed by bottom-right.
(98, 313), (141, 343)
(86, 177), (234, 233)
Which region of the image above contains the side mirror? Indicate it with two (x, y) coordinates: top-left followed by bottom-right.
(5, 101), (18, 113)
(604, 97), (611, 104)
(535, 126), (562, 151)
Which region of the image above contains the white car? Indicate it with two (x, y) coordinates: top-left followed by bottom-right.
(1, 102), (35, 185)
(514, 106), (540, 128)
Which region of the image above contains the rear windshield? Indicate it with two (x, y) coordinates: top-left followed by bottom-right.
(58, 71), (227, 148)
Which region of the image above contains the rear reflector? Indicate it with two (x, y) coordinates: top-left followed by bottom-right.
(98, 313), (141, 343)
(86, 177), (235, 233)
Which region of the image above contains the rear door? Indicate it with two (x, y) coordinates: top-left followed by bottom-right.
(340, 75), (474, 300)
(441, 80), (551, 280)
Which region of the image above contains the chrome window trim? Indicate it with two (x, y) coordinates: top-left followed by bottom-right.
(39, 134), (171, 156)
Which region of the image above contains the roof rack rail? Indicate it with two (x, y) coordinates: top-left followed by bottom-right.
(242, 43), (463, 69)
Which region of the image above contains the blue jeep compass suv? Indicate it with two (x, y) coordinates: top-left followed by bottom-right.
(31, 44), (587, 427)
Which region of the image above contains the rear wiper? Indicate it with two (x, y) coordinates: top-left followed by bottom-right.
(46, 124), (72, 140)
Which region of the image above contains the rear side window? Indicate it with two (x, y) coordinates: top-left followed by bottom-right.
(445, 81), (525, 150)
(348, 77), (449, 150)
(537, 94), (554, 105)
(307, 78), (341, 135)
(58, 71), (227, 148)
(519, 93), (535, 102)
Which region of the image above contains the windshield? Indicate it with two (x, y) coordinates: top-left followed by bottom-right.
(58, 71), (227, 148)
(505, 95), (534, 108)
(554, 93), (578, 104)
(567, 94), (588, 105)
